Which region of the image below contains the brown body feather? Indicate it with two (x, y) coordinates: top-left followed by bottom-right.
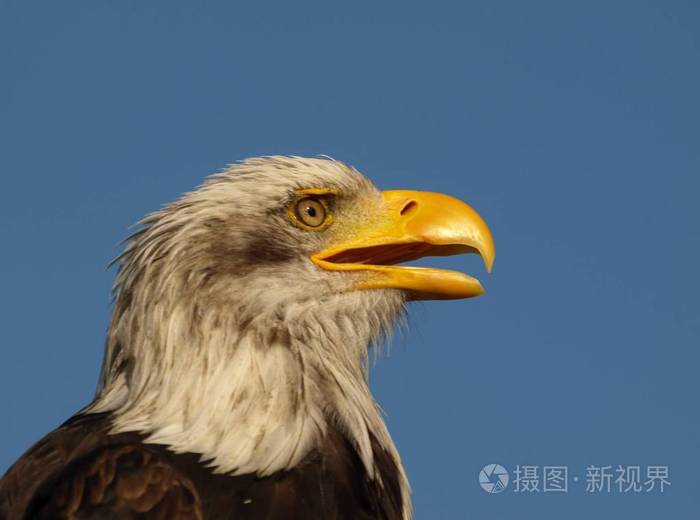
(0, 413), (403, 519)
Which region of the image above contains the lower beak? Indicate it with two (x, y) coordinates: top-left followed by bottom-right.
(311, 190), (495, 300)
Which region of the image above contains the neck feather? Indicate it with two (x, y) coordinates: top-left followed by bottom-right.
(88, 283), (409, 503)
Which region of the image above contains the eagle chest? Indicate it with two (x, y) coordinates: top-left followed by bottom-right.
(2, 414), (403, 520)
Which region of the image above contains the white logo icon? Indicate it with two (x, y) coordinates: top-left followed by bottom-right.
(479, 464), (509, 494)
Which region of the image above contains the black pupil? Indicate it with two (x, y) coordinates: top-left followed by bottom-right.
(306, 205), (317, 217)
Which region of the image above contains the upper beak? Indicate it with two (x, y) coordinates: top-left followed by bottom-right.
(311, 190), (495, 300)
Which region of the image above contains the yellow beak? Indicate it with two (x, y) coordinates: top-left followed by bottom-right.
(311, 190), (495, 300)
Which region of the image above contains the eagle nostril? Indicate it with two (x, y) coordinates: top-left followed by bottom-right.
(400, 200), (418, 217)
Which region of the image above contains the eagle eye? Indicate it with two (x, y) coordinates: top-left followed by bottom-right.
(291, 197), (331, 230)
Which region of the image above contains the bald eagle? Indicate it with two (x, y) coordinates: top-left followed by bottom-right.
(0, 157), (494, 519)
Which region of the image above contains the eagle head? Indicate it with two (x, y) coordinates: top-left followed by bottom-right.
(90, 156), (494, 514)
(119, 155), (491, 308)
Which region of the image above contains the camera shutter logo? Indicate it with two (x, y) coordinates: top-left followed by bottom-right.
(479, 464), (509, 494)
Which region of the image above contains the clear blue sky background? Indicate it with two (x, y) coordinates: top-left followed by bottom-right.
(1, 1), (698, 518)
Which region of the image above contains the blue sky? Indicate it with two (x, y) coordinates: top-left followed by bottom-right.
(1, 1), (699, 518)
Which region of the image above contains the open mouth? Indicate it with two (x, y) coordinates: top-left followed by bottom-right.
(311, 190), (494, 301)
(319, 242), (481, 267)
(312, 241), (490, 301)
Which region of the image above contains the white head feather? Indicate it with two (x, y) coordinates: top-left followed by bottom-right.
(88, 156), (412, 518)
